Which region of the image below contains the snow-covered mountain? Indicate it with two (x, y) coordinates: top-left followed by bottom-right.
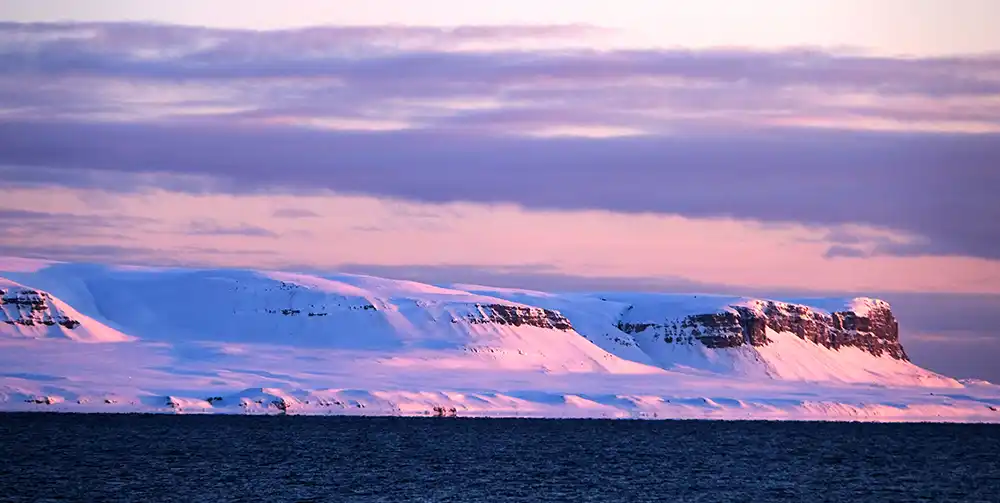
(1, 260), (998, 422)
(1, 276), (132, 343)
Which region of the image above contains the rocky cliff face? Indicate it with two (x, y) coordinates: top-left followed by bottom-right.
(617, 298), (908, 360)
(0, 287), (81, 329)
(462, 303), (573, 331)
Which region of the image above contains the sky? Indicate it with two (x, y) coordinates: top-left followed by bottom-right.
(0, 1), (999, 380)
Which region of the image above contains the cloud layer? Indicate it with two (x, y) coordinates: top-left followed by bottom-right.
(2, 122), (998, 259)
(1, 22), (998, 263)
(4, 21), (1000, 132)
(2, 185), (998, 295)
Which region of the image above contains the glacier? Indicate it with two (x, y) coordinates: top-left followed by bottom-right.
(2, 259), (998, 422)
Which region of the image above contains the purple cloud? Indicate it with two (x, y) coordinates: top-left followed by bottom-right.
(0, 209), (155, 236)
(824, 246), (870, 259)
(272, 208), (320, 219)
(0, 22), (603, 49)
(1, 22), (998, 261)
(0, 243), (279, 266)
(2, 22), (999, 97)
(2, 21), (999, 137)
(187, 220), (279, 238)
(0, 120), (997, 259)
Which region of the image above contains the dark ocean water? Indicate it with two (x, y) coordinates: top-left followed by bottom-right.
(1, 414), (998, 502)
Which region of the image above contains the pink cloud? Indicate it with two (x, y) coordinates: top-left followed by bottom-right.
(2, 186), (999, 294)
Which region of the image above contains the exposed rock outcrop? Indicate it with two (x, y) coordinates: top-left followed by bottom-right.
(463, 303), (573, 331)
(617, 298), (908, 360)
(1, 287), (81, 329)
(24, 395), (61, 405)
(432, 406), (458, 417)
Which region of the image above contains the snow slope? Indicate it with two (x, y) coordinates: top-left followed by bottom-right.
(1, 260), (997, 422)
(0, 277), (133, 343)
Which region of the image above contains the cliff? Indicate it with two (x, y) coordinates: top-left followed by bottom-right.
(616, 297), (908, 360)
(0, 286), (81, 329)
(462, 303), (573, 331)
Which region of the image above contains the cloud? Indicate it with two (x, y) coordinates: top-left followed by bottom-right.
(272, 208), (320, 219)
(0, 21), (606, 53)
(1, 122), (997, 260)
(5, 182), (997, 295)
(2, 23), (998, 98)
(0, 244), (167, 263)
(336, 263), (730, 293)
(1, 22), (998, 261)
(0, 208), (156, 236)
(0, 243), (279, 267)
(824, 245), (870, 259)
(2, 21), (1000, 135)
(906, 331), (995, 343)
(187, 219), (279, 237)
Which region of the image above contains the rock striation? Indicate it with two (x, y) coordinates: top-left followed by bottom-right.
(617, 298), (907, 360)
(463, 303), (573, 331)
(0, 287), (81, 329)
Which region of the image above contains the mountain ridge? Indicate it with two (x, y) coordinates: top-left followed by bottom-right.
(1, 260), (997, 421)
(0, 263), (908, 362)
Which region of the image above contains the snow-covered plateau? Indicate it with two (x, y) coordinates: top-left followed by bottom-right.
(2, 259), (998, 422)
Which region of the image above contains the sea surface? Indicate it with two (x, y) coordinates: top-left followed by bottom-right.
(1, 414), (998, 502)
